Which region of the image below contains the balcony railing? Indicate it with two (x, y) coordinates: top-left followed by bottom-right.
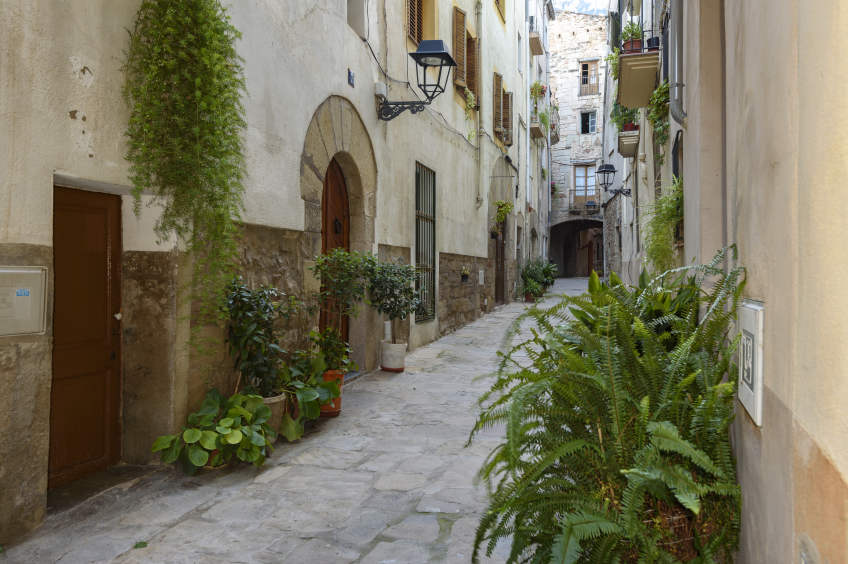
(568, 189), (602, 215)
(579, 73), (599, 96)
(550, 107), (560, 145)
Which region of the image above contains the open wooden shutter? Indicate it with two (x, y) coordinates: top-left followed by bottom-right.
(466, 37), (478, 103)
(453, 8), (467, 88)
(503, 92), (513, 146)
(495, 0), (505, 20)
(493, 72), (503, 135)
(408, 0), (422, 44)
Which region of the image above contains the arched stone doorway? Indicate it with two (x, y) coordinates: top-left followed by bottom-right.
(550, 219), (604, 277)
(300, 96), (378, 371)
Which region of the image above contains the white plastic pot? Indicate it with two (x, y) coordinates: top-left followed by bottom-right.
(381, 339), (408, 372)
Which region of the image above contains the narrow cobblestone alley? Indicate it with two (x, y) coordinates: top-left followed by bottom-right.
(6, 279), (587, 564)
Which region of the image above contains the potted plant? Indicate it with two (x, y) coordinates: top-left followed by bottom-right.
(367, 257), (420, 372)
(461, 267), (470, 282)
(491, 225), (501, 239)
(151, 388), (277, 475)
(524, 279), (542, 302)
(491, 200), (513, 240)
(621, 20), (644, 52)
(274, 349), (340, 442)
(308, 248), (374, 417)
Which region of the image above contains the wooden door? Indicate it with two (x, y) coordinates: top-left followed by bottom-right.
(587, 234), (594, 275)
(495, 221), (506, 304)
(320, 158), (350, 343)
(50, 187), (122, 488)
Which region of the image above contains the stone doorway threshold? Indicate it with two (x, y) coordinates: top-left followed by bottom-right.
(47, 464), (161, 516)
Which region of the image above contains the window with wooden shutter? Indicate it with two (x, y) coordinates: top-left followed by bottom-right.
(453, 8), (466, 88)
(494, 0), (505, 21)
(466, 37), (478, 103)
(503, 92), (513, 146)
(408, 0), (422, 44)
(493, 72), (503, 135)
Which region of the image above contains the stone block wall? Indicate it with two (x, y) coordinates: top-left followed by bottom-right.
(437, 253), (488, 337)
(603, 194), (622, 277)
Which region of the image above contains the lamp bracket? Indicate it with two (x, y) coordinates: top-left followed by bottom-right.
(378, 100), (430, 121)
(607, 188), (632, 197)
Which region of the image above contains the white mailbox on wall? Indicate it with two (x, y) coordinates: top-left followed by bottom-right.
(738, 299), (764, 427)
(0, 266), (48, 336)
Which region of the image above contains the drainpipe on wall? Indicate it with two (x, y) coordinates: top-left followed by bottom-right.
(476, 0), (485, 208)
(669, 0), (687, 127)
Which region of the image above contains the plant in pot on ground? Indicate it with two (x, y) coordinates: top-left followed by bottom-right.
(367, 257), (420, 372)
(470, 248), (745, 564)
(308, 248), (375, 416)
(274, 349), (340, 442)
(152, 388), (277, 475)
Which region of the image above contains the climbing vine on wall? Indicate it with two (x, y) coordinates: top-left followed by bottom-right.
(642, 175), (683, 273)
(122, 0), (247, 351)
(648, 80), (671, 165)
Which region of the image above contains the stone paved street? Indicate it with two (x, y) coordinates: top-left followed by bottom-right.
(6, 279), (587, 564)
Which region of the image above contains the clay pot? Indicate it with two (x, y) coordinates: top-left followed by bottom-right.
(623, 123), (636, 131)
(622, 39), (642, 52)
(264, 394), (297, 443)
(525, 292), (535, 303)
(319, 370), (345, 418)
(381, 340), (408, 373)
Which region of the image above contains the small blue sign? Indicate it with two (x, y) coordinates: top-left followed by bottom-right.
(17, 289), (30, 297)
(348, 69), (355, 88)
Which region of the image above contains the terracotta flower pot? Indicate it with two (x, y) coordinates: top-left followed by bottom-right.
(525, 292), (534, 303)
(319, 370), (344, 418)
(623, 123), (636, 131)
(622, 39), (642, 52)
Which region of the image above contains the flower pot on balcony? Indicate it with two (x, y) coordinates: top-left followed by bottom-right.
(646, 37), (660, 51)
(622, 39), (642, 52)
(381, 340), (407, 373)
(623, 122), (636, 131)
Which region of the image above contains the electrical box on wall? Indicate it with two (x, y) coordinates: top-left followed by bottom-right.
(738, 299), (764, 426)
(0, 266), (48, 336)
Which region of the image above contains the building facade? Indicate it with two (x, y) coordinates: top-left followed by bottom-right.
(600, 0), (848, 561)
(0, 0), (554, 544)
(547, 10), (607, 277)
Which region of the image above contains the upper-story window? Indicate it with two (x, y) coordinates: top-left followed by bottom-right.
(581, 112), (597, 134)
(453, 7), (478, 103)
(579, 61), (599, 95)
(494, 0), (505, 22)
(493, 72), (514, 146)
(407, 0), (436, 45)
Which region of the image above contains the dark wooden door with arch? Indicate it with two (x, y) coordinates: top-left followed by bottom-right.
(320, 157), (350, 343)
(495, 221), (506, 305)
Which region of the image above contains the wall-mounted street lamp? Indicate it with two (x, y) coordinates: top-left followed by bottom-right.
(596, 163), (631, 197)
(379, 40), (457, 121)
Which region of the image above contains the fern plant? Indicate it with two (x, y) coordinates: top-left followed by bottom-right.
(642, 175), (684, 273)
(471, 247), (745, 564)
(123, 0), (247, 351)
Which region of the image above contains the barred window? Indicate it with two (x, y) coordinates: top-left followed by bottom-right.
(415, 163), (436, 322)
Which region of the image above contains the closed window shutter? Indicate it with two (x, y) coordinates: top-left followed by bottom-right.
(503, 92), (513, 146)
(453, 8), (467, 87)
(493, 72), (503, 134)
(408, 0), (422, 44)
(466, 37), (478, 103)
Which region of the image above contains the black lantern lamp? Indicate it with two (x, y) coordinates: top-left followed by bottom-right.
(379, 40), (457, 121)
(596, 163), (631, 197)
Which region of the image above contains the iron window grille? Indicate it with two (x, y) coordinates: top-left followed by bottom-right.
(415, 163), (436, 322)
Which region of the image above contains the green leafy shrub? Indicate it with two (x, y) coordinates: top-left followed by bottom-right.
(471, 248), (745, 564)
(274, 350), (340, 442)
(643, 175), (684, 273)
(368, 258), (420, 344)
(123, 0), (247, 350)
(605, 48), (621, 81)
(649, 80), (671, 165)
(611, 100), (639, 132)
(621, 20), (645, 42)
(225, 278), (306, 397)
(152, 388), (276, 475)
(521, 258), (555, 292)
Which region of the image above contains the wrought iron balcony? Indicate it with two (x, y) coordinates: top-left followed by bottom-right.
(568, 189), (602, 215)
(550, 107), (560, 145)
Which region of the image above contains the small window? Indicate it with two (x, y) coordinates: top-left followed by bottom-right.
(415, 163), (436, 322)
(579, 61), (599, 95)
(581, 112), (597, 134)
(575, 165), (596, 197)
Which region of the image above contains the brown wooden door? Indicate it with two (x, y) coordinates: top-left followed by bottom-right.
(50, 187), (122, 489)
(587, 235), (594, 275)
(320, 158), (350, 343)
(495, 221), (506, 304)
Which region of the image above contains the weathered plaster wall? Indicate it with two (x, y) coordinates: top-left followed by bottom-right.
(0, 244), (53, 545)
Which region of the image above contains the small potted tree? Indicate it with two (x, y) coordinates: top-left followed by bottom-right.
(621, 21), (644, 52)
(309, 248), (375, 417)
(367, 257), (420, 372)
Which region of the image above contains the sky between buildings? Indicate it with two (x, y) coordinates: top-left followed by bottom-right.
(553, 0), (608, 15)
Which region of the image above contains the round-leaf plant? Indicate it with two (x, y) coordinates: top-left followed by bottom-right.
(123, 0), (247, 350)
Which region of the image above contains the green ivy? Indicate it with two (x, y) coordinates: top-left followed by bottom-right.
(464, 87), (477, 141)
(122, 0), (247, 350)
(643, 175), (684, 273)
(605, 47), (620, 81)
(610, 99), (639, 133)
(648, 80), (671, 165)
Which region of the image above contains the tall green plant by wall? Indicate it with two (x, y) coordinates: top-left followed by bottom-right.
(643, 175), (683, 273)
(648, 80), (671, 165)
(123, 0), (247, 352)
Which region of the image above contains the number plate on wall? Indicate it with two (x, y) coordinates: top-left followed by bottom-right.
(738, 299), (764, 426)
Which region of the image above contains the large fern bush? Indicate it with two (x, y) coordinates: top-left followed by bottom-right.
(471, 248), (745, 564)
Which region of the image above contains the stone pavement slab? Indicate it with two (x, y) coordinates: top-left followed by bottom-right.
(6, 279), (585, 563)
